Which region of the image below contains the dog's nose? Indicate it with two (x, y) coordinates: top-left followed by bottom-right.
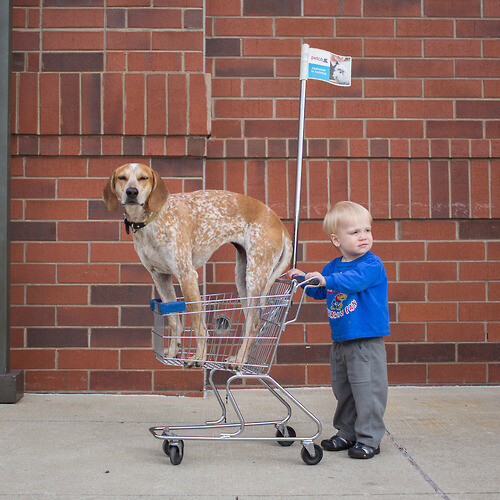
(126, 187), (139, 198)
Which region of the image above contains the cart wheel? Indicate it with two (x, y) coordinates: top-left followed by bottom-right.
(275, 426), (296, 447)
(301, 444), (323, 465)
(162, 440), (184, 465)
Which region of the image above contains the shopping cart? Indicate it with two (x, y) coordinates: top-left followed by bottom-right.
(149, 277), (324, 465)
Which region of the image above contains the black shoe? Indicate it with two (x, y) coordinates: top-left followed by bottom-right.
(321, 435), (355, 452)
(348, 442), (380, 459)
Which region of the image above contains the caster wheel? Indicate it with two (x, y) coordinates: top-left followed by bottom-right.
(276, 426), (296, 447)
(162, 440), (184, 465)
(301, 444), (323, 465)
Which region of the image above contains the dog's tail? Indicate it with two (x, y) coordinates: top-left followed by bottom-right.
(265, 229), (293, 294)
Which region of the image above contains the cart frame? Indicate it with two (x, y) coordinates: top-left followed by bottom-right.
(149, 278), (324, 465)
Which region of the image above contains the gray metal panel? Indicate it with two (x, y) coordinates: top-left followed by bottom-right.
(0, 0), (22, 403)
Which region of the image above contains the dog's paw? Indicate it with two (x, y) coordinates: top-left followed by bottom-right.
(225, 355), (245, 371)
(164, 342), (180, 359)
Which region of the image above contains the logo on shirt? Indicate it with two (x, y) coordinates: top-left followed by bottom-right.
(327, 290), (357, 319)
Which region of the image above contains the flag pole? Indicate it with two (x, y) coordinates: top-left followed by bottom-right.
(292, 43), (309, 269)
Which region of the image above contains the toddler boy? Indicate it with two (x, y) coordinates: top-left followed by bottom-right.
(287, 201), (390, 459)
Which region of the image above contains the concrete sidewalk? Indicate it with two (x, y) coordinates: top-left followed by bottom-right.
(0, 386), (499, 499)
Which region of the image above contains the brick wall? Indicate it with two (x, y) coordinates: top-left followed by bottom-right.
(10, 0), (499, 394)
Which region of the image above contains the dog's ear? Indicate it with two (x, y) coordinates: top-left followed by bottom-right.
(147, 170), (169, 212)
(102, 173), (119, 212)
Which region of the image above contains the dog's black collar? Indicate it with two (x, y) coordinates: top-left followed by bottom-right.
(124, 212), (157, 234)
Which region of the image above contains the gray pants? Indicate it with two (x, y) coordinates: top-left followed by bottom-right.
(330, 336), (388, 448)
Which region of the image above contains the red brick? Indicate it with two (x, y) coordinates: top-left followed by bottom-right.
(304, 0), (361, 16)
(365, 39), (422, 58)
(90, 371), (152, 392)
(424, 0), (481, 17)
(106, 51), (126, 71)
(397, 19), (454, 37)
(243, 38), (300, 57)
(306, 364), (330, 386)
(44, 31), (104, 50)
(244, 78), (304, 98)
(28, 285), (88, 305)
(489, 242), (500, 261)
(450, 160), (470, 218)
(58, 349), (119, 370)
(388, 283), (426, 302)
(365, 80), (421, 98)
(388, 364), (426, 384)
(124, 74), (145, 135)
(390, 160), (410, 218)
(364, 0), (420, 16)
(276, 18), (333, 37)
(398, 343), (456, 362)
(39, 73), (60, 134)
(458, 342), (500, 362)
(367, 120), (423, 139)
(11, 263), (55, 285)
(81, 73), (101, 135)
(337, 18), (394, 37)
(215, 99), (273, 119)
(428, 241), (485, 261)
(167, 73), (187, 135)
(370, 160), (390, 218)
(457, 60), (500, 79)
(11, 305), (56, 328)
(189, 73), (211, 135)
(456, 19), (500, 38)
(460, 262), (500, 281)
(145, 74), (166, 135)
(43, 9), (104, 27)
(428, 322), (485, 342)
(349, 160), (369, 208)
(25, 157), (86, 178)
(429, 282), (485, 302)
(425, 79), (482, 98)
(91, 243), (140, 263)
(25, 200), (87, 220)
(243, 0), (301, 16)
(58, 264), (119, 284)
(460, 303), (500, 322)
(10, 349), (55, 369)
(26, 371), (88, 392)
(215, 17), (273, 36)
(18, 73), (38, 134)
(389, 323), (425, 342)
(128, 8), (181, 28)
(12, 30), (39, 51)
(152, 31), (203, 51)
(103, 73), (123, 134)
(429, 364), (486, 384)
(154, 369), (204, 392)
(129, 51), (181, 72)
(58, 306), (118, 327)
(399, 302), (457, 322)
(400, 262), (457, 281)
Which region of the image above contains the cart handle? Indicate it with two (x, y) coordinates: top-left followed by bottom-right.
(284, 276), (321, 326)
(292, 275), (322, 286)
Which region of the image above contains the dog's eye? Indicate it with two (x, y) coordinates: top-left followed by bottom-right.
(117, 175), (127, 181)
(139, 176), (149, 181)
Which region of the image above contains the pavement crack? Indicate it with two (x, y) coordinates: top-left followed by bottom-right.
(386, 430), (450, 499)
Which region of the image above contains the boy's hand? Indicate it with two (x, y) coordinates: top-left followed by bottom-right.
(285, 268), (305, 280)
(305, 272), (326, 287)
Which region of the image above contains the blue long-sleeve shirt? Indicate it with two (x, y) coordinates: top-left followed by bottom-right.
(305, 251), (390, 342)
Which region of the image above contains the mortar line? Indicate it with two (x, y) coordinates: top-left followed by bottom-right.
(386, 429), (450, 499)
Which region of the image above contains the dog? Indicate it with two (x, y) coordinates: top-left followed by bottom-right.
(102, 163), (292, 368)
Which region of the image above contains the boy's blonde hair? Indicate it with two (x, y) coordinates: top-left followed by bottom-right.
(323, 201), (372, 235)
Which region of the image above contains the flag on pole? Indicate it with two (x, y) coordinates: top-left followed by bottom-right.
(301, 45), (352, 87)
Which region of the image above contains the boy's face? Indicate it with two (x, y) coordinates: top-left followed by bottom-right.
(330, 217), (373, 262)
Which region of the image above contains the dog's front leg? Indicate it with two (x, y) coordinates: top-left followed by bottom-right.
(151, 271), (183, 358)
(178, 271), (207, 368)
